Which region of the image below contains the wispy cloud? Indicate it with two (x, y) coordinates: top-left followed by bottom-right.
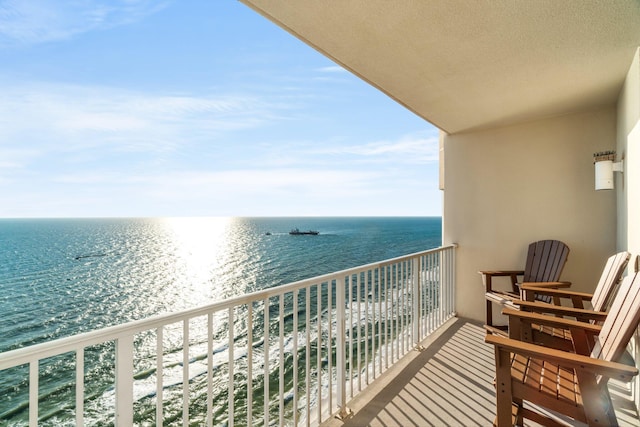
(317, 66), (347, 74)
(0, 81), (291, 155)
(309, 133), (440, 164)
(0, 0), (168, 46)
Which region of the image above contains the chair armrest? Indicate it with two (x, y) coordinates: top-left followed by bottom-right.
(479, 270), (525, 276)
(479, 270), (524, 293)
(512, 300), (607, 322)
(485, 334), (638, 381)
(502, 307), (603, 333)
(520, 285), (592, 299)
(520, 281), (572, 289)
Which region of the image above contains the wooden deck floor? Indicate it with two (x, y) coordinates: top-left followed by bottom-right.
(321, 317), (640, 427)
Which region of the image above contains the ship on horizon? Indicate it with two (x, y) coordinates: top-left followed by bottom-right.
(289, 228), (319, 235)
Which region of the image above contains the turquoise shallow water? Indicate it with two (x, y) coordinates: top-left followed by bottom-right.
(0, 217), (441, 424)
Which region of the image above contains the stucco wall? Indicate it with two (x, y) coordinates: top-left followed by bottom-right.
(442, 108), (617, 323)
(618, 48), (640, 256)
(617, 46), (640, 413)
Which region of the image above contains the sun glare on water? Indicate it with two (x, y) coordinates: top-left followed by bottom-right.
(159, 217), (234, 303)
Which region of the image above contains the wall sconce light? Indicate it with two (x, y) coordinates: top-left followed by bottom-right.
(594, 150), (624, 190)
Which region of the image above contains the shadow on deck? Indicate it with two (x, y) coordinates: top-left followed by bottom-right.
(322, 318), (639, 427)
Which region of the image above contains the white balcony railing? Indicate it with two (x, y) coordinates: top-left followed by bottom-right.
(0, 244), (457, 426)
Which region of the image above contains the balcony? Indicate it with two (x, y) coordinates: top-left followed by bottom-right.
(1, 244), (638, 426)
(323, 318), (640, 427)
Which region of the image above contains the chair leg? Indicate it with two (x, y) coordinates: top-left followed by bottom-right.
(577, 372), (618, 427)
(514, 398), (523, 426)
(494, 346), (514, 426)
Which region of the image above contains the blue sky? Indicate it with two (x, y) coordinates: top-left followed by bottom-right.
(0, 1), (441, 217)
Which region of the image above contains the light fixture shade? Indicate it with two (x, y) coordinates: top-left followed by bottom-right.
(595, 160), (614, 190)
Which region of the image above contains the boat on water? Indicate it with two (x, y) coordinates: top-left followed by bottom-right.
(289, 228), (319, 235)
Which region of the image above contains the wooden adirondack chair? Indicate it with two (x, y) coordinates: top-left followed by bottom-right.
(520, 251), (630, 312)
(485, 270), (640, 427)
(512, 251), (630, 349)
(481, 239), (570, 332)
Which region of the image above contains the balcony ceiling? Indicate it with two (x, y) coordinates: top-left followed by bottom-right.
(240, 0), (640, 134)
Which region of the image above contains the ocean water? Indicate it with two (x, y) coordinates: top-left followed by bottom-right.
(0, 217), (441, 425)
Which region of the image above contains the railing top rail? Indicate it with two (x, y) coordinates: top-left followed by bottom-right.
(0, 244), (456, 369)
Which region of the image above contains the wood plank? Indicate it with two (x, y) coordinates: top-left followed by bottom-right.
(510, 353), (528, 383)
(557, 365), (577, 405)
(598, 273), (640, 362)
(523, 242), (537, 282)
(591, 252), (629, 312)
(539, 359), (557, 398)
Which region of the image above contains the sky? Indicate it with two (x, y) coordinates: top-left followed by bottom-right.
(0, 0), (441, 218)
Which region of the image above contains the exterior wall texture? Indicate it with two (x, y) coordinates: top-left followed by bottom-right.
(442, 108), (617, 323)
(618, 48), (640, 256)
(617, 46), (640, 412)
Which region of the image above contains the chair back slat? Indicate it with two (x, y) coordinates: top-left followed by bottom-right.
(591, 251), (630, 312)
(593, 271), (640, 362)
(523, 240), (570, 282)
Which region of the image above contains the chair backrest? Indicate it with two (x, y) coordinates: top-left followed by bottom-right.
(523, 240), (570, 283)
(591, 251), (631, 312)
(592, 270), (640, 363)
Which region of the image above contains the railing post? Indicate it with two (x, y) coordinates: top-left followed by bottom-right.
(29, 361), (38, 427)
(412, 256), (420, 346)
(452, 244), (458, 316)
(335, 276), (351, 420)
(115, 333), (134, 427)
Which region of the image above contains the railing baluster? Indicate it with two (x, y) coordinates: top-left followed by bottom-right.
(384, 266), (389, 370)
(444, 250), (448, 317)
(263, 298), (270, 426)
(182, 320), (189, 427)
(442, 250), (447, 318)
(377, 267), (383, 376)
(434, 252), (445, 325)
(435, 253), (439, 328)
(438, 251), (442, 327)
(347, 275), (353, 399)
(279, 294), (285, 426)
(29, 360), (38, 427)
(356, 273), (362, 392)
(427, 254), (431, 337)
(432, 253), (436, 331)
(247, 303), (253, 427)
(116, 334), (134, 427)
(395, 263), (399, 362)
(336, 276), (346, 417)
(412, 257), (420, 347)
(228, 308), (235, 427)
(420, 256), (424, 336)
(371, 269), (376, 381)
(424, 256), (427, 338)
(364, 271), (369, 386)
(76, 348), (84, 426)
(428, 253), (433, 334)
(207, 315), (213, 427)
(401, 262), (404, 354)
(447, 249), (452, 316)
(317, 283), (322, 423)
(328, 280), (333, 414)
(157, 326), (164, 427)
(293, 290), (299, 425)
(305, 288), (311, 427)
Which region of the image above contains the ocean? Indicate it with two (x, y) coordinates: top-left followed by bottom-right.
(0, 217), (441, 425)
